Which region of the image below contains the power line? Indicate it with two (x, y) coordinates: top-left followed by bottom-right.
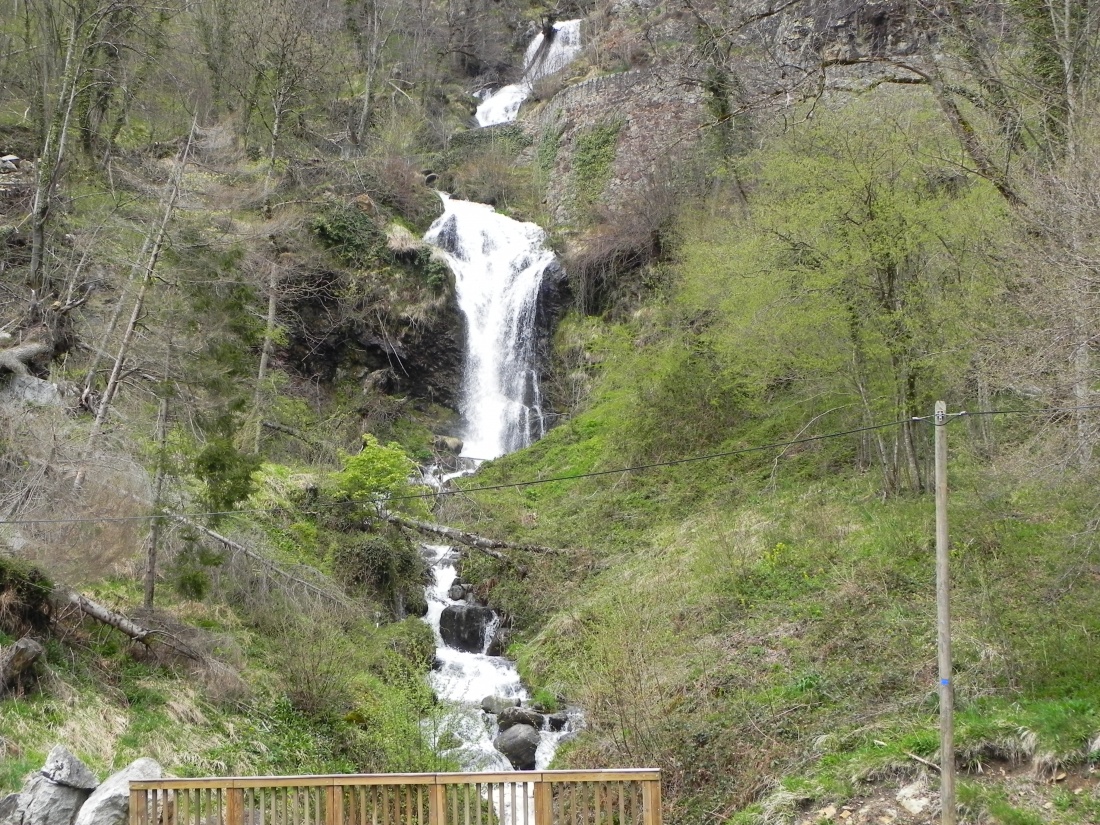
(386, 418), (911, 502)
(3, 418), (911, 525)
(3, 405), (1099, 527)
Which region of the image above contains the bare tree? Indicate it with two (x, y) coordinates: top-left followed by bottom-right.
(74, 120), (195, 490)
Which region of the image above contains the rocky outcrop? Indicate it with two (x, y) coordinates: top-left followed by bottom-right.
(520, 70), (705, 227)
(482, 695), (521, 714)
(0, 638), (44, 695)
(73, 759), (163, 825)
(497, 706), (545, 732)
(5, 745), (97, 825)
(287, 275), (466, 410)
(0, 795), (21, 824)
(439, 604), (496, 652)
(0, 747), (165, 825)
(0, 376), (63, 407)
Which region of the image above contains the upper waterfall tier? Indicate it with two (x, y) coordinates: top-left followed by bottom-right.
(423, 194), (558, 460)
(476, 20), (583, 127)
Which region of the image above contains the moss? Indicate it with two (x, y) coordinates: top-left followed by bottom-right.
(0, 558), (54, 636)
(537, 125), (563, 180)
(570, 120), (622, 214)
(310, 204), (389, 269)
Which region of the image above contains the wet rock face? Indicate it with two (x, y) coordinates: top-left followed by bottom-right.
(439, 604), (496, 652)
(482, 695), (521, 714)
(497, 706), (545, 732)
(493, 723), (541, 770)
(285, 265), (467, 411)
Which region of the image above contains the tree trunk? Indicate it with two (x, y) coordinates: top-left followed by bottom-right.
(252, 262), (280, 453)
(29, 17), (83, 290)
(0, 342), (52, 376)
(75, 122), (195, 491)
(144, 398), (170, 609)
(82, 234), (152, 408)
(57, 589), (154, 646)
(378, 510), (564, 558)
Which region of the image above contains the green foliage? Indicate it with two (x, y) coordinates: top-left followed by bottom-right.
(0, 753), (41, 793)
(571, 121), (622, 212)
(191, 411), (263, 521)
(168, 539), (226, 600)
(537, 125), (563, 180)
(419, 249), (451, 291)
(443, 124), (531, 166)
(531, 687), (560, 712)
(332, 527), (426, 616)
(331, 434), (416, 504)
(311, 204), (389, 269)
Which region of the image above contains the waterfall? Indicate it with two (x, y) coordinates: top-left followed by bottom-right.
(415, 20), (580, 778)
(423, 194), (557, 460)
(476, 20), (583, 127)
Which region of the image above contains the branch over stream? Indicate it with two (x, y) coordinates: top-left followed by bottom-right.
(377, 510), (565, 559)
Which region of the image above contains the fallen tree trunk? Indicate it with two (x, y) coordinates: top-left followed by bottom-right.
(58, 589), (154, 645)
(55, 588), (202, 660)
(378, 510), (564, 560)
(0, 341), (52, 376)
(0, 637), (44, 693)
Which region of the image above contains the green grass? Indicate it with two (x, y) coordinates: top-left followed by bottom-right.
(440, 300), (1100, 824)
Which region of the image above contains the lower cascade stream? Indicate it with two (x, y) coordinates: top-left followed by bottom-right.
(421, 544), (578, 772)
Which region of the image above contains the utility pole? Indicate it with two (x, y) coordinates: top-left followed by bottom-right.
(935, 401), (955, 825)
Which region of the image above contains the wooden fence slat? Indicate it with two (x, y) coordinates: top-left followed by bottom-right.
(125, 771), (662, 825)
(641, 780), (661, 825)
(533, 781), (551, 825)
(429, 783), (446, 825)
(131, 789), (145, 825)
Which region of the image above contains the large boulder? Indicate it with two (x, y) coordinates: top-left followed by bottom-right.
(13, 745), (97, 825)
(547, 712), (570, 732)
(485, 626), (509, 657)
(439, 604), (495, 653)
(497, 706), (545, 732)
(0, 794), (21, 825)
(40, 746), (97, 790)
(0, 376), (63, 407)
(481, 695), (520, 714)
(74, 758), (162, 825)
(493, 723), (541, 771)
(433, 435), (464, 454)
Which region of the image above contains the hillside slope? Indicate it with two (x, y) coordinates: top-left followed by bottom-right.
(3, 2), (1100, 825)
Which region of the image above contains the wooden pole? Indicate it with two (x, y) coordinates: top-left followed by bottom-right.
(935, 401), (955, 825)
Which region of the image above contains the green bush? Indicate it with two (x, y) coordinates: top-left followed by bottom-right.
(311, 204), (389, 269)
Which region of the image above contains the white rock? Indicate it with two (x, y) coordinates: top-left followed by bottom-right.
(0, 793), (22, 825)
(16, 775), (90, 825)
(895, 781), (930, 816)
(41, 746), (98, 790)
(0, 376), (63, 407)
(74, 758), (163, 825)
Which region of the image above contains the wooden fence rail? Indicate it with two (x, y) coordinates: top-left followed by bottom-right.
(129, 769), (662, 825)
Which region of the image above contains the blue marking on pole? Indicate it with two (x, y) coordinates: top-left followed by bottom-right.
(940, 679), (950, 686)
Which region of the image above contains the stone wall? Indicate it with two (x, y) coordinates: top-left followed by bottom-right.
(519, 68), (706, 226)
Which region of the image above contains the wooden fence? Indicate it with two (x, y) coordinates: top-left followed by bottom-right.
(129, 769), (661, 825)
